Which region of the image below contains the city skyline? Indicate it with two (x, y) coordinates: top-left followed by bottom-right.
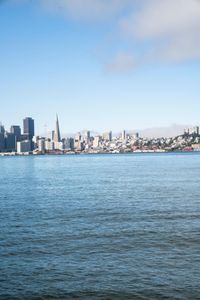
(1, 0), (200, 132)
(1, 115), (200, 155)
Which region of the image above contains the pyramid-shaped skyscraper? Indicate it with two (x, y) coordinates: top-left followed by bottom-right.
(54, 114), (61, 143)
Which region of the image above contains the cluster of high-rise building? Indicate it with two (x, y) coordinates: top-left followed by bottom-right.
(0, 115), (65, 154)
(35, 116), (115, 154)
(1, 116), (200, 155)
(0, 115), (137, 155)
(0, 117), (34, 153)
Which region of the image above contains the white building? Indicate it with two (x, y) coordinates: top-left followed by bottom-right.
(45, 140), (54, 151)
(38, 139), (45, 153)
(75, 132), (81, 142)
(93, 136), (101, 148)
(54, 141), (64, 151)
(102, 131), (112, 141)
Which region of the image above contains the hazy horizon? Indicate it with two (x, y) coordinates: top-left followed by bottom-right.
(5, 120), (194, 139)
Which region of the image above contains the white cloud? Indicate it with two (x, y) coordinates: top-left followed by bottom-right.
(122, 0), (200, 39)
(9, 0), (200, 71)
(106, 52), (136, 73)
(50, 0), (200, 70)
(120, 0), (200, 63)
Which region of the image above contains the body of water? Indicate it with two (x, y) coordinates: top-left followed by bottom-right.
(0, 153), (200, 299)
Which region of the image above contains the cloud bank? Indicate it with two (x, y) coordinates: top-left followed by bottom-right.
(120, 0), (200, 64)
(10, 0), (200, 72)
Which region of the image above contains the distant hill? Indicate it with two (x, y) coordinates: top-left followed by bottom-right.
(135, 124), (193, 138)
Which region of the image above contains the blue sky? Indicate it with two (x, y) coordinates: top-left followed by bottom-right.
(1, 0), (200, 134)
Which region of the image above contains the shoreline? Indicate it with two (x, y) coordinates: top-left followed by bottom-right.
(1, 150), (200, 157)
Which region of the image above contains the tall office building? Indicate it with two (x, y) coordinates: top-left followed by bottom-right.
(0, 125), (5, 135)
(83, 130), (90, 142)
(135, 132), (139, 139)
(63, 138), (74, 150)
(23, 117), (35, 151)
(103, 131), (112, 142)
(122, 130), (126, 141)
(23, 117), (34, 140)
(10, 125), (21, 141)
(51, 130), (55, 141)
(54, 115), (61, 143)
(196, 126), (200, 136)
(5, 133), (16, 152)
(75, 132), (81, 142)
(0, 133), (5, 152)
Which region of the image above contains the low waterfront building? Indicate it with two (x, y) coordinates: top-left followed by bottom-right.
(54, 141), (64, 151)
(192, 144), (200, 151)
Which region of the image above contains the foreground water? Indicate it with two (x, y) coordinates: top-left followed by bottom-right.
(0, 153), (200, 300)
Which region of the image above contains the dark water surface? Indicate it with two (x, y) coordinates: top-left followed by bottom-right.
(0, 153), (200, 300)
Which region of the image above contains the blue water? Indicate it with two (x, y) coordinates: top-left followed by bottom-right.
(0, 153), (200, 300)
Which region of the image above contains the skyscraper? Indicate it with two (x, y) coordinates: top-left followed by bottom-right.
(10, 125), (21, 141)
(54, 115), (61, 143)
(5, 133), (16, 152)
(121, 130), (126, 141)
(23, 117), (34, 140)
(103, 131), (112, 142)
(0, 133), (5, 152)
(83, 130), (90, 142)
(0, 125), (5, 135)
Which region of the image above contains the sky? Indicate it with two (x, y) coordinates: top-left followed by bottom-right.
(1, 0), (200, 134)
